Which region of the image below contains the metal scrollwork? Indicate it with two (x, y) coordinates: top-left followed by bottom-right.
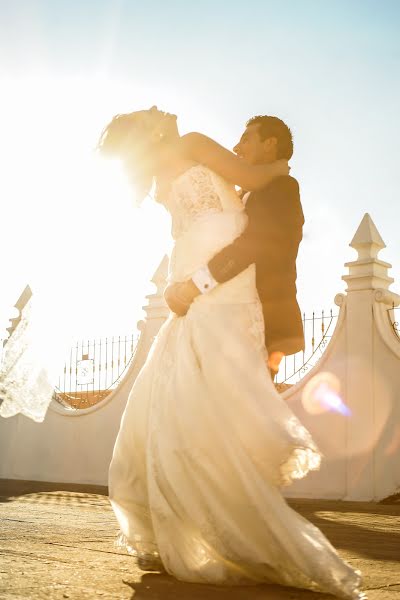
(275, 310), (339, 388)
(387, 305), (400, 340)
(53, 333), (140, 410)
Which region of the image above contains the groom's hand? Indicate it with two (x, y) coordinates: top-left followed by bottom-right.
(164, 280), (201, 316)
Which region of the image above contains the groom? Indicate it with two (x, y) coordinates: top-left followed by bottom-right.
(164, 115), (305, 376)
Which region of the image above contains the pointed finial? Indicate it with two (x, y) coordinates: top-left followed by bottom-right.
(343, 213), (393, 292)
(350, 213), (385, 260)
(143, 255), (170, 320)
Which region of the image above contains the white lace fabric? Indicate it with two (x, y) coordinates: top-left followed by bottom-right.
(109, 165), (365, 599)
(160, 165), (248, 283)
(162, 164), (243, 240)
(0, 299), (62, 422)
(0, 302), (49, 422)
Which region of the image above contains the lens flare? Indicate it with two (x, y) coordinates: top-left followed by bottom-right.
(302, 372), (351, 416)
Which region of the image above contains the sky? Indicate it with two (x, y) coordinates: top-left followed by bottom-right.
(1, 0), (399, 340)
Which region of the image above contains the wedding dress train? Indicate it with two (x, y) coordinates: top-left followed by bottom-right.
(109, 165), (364, 599)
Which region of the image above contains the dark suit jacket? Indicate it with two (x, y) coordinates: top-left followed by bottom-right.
(208, 175), (305, 356)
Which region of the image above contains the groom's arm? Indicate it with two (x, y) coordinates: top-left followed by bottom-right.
(204, 176), (301, 285)
(164, 177), (302, 315)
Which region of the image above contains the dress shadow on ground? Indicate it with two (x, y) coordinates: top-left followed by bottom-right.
(125, 573), (334, 600)
(289, 499), (400, 562)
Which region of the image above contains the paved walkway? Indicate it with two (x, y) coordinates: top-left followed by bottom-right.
(1, 480), (399, 600)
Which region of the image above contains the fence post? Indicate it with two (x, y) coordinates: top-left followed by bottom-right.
(342, 213), (399, 499)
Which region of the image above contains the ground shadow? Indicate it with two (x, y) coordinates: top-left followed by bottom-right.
(289, 500), (400, 562)
(125, 574), (334, 600)
(0, 478), (108, 503)
(380, 492), (400, 504)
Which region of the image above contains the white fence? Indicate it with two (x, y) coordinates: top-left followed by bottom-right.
(1, 216), (400, 501)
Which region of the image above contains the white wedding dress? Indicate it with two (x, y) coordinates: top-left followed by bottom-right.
(109, 165), (365, 599)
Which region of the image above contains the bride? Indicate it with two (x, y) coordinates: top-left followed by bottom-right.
(98, 106), (365, 600)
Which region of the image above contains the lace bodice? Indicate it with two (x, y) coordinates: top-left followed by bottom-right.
(161, 165), (244, 240)
(159, 165), (248, 282)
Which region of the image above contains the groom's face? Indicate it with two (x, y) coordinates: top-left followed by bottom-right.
(233, 124), (267, 165)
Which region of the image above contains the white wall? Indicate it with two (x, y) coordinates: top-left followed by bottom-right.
(284, 215), (400, 501)
(0, 261), (169, 487)
(1, 218), (400, 501)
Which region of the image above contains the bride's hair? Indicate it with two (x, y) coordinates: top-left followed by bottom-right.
(98, 113), (138, 156)
(97, 112), (155, 202)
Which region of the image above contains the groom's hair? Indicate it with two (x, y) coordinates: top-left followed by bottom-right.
(247, 116), (293, 160)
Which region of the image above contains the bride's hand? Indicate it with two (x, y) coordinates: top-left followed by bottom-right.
(272, 159), (290, 177)
(251, 159), (289, 190)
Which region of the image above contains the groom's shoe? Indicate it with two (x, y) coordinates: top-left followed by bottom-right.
(137, 553), (166, 573)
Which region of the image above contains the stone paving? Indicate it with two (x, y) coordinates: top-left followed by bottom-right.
(1, 480), (399, 600)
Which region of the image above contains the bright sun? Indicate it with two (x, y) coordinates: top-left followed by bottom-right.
(0, 75), (171, 341)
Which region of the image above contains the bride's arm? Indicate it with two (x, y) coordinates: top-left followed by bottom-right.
(179, 132), (289, 190)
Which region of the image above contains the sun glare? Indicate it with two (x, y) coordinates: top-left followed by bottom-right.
(0, 75), (171, 342)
